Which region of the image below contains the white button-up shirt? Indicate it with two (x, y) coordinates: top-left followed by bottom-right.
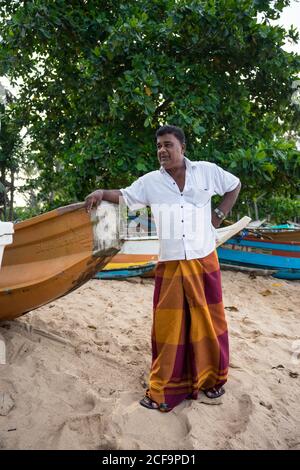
(120, 157), (240, 261)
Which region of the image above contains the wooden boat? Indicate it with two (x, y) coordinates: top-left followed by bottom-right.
(0, 202), (122, 321)
(94, 261), (157, 279)
(245, 228), (300, 243)
(266, 224), (296, 230)
(217, 237), (300, 280)
(246, 219), (267, 229)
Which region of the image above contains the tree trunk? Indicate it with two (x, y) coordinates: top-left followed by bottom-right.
(9, 169), (14, 221)
(0, 167), (6, 221)
(247, 203), (251, 218)
(253, 200), (259, 221)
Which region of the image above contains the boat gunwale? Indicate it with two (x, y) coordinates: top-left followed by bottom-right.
(225, 238), (300, 252)
(14, 202), (86, 230)
(217, 247), (300, 269)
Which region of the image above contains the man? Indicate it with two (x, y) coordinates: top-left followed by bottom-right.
(85, 125), (241, 412)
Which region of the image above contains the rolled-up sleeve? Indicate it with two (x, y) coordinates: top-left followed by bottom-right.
(120, 177), (148, 210)
(213, 164), (240, 196)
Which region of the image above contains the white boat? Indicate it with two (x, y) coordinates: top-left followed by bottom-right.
(0, 221), (14, 268)
(121, 216), (252, 255)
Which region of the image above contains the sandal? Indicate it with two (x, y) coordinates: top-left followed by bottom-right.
(139, 395), (159, 410)
(158, 403), (172, 413)
(203, 386), (225, 399)
(139, 396), (172, 412)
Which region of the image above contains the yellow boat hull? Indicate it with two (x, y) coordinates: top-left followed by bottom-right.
(0, 202), (121, 321)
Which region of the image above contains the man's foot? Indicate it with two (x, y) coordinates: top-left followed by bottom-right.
(158, 403), (172, 413)
(139, 395), (159, 410)
(139, 396), (172, 412)
(203, 386), (225, 399)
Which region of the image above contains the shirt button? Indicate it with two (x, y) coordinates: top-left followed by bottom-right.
(181, 220), (184, 223)
(182, 234), (185, 238)
(173, 182), (175, 185)
(181, 206), (183, 208)
(181, 193), (183, 196)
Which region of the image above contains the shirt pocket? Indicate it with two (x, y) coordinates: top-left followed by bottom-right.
(192, 187), (212, 207)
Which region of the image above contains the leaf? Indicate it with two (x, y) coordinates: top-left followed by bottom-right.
(143, 116), (152, 127)
(39, 28), (51, 39)
(259, 401), (272, 410)
(259, 289), (272, 296)
(289, 371), (299, 378)
(136, 161), (147, 171)
(93, 46), (101, 57)
(192, 121), (206, 135)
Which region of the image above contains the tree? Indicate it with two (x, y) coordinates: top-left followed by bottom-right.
(0, 0), (299, 212)
(0, 83), (25, 220)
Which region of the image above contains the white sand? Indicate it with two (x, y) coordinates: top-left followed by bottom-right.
(0, 271), (299, 450)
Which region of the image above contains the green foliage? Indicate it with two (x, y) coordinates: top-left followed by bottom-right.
(224, 137), (300, 199)
(13, 204), (42, 222)
(0, 0), (299, 212)
(230, 194), (300, 223)
(257, 195), (300, 223)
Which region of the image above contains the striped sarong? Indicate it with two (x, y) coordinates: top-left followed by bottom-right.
(148, 250), (229, 410)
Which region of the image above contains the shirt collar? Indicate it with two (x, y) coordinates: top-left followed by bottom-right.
(159, 156), (196, 173)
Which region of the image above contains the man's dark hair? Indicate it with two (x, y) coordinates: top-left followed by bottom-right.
(156, 125), (186, 145)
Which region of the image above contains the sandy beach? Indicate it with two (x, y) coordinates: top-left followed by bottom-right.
(0, 270), (299, 450)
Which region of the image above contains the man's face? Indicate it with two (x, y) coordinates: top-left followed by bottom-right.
(156, 133), (185, 170)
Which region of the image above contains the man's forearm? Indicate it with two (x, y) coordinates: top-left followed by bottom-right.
(102, 189), (123, 204)
(218, 182), (241, 216)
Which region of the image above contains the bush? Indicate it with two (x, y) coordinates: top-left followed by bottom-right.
(13, 205), (42, 223)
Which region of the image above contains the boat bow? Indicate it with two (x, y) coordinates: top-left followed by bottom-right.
(0, 202), (123, 320)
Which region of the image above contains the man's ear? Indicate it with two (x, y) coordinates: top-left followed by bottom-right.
(181, 143), (186, 154)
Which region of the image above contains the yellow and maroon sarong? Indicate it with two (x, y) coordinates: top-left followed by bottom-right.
(148, 250), (229, 410)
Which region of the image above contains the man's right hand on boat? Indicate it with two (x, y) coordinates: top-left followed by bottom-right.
(84, 190), (104, 213)
(84, 189), (123, 212)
